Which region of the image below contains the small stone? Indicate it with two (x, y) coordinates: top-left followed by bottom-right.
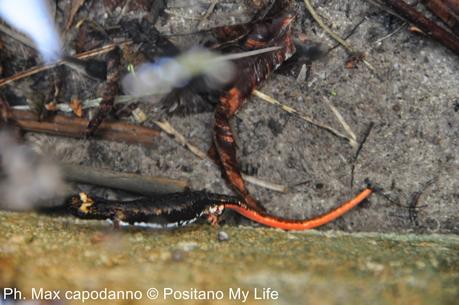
(217, 231), (229, 242)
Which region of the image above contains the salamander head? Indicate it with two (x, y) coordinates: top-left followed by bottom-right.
(69, 192), (95, 215)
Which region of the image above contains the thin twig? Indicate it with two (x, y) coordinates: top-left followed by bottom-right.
(153, 119), (208, 159)
(0, 40), (132, 88)
(303, 0), (380, 76)
(366, 0), (407, 21)
(322, 96), (357, 146)
(372, 22), (406, 46)
(350, 122), (374, 187)
(328, 17), (368, 52)
(252, 90), (357, 146)
(407, 178), (436, 226)
(196, 0), (218, 28)
(372, 0), (459, 54)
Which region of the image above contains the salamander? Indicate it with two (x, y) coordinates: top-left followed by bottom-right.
(67, 187), (373, 230)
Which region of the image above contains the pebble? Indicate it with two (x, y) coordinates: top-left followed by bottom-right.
(217, 231), (229, 242)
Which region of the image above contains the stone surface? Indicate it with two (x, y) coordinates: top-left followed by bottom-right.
(0, 211), (458, 305)
(1, 1), (458, 234)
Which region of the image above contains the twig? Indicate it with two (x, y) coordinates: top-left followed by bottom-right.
(377, 0), (459, 55)
(372, 22), (407, 46)
(0, 41), (131, 88)
(407, 178), (436, 226)
(322, 96), (357, 146)
(252, 90), (357, 146)
(153, 119), (288, 193)
(422, 0), (459, 36)
(328, 17), (368, 52)
(153, 119), (208, 159)
(303, 0), (380, 76)
(196, 0), (219, 28)
(350, 122), (374, 187)
(6, 109), (159, 145)
(60, 163), (188, 195)
(366, 0), (407, 20)
(242, 175), (288, 193)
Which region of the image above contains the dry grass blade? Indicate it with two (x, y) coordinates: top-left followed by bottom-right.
(303, 0), (379, 77)
(322, 96), (357, 146)
(242, 175), (288, 193)
(153, 119), (208, 159)
(252, 90), (356, 146)
(196, 0), (219, 28)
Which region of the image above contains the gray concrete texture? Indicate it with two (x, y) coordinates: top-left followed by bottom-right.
(5, 0), (458, 233)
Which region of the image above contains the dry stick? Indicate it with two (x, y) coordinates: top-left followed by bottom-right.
(6, 109), (160, 146)
(376, 0), (459, 55)
(153, 119), (288, 193)
(303, 0), (380, 77)
(252, 90), (357, 147)
(60, 163), (188, 195)
(422, 0), (459, 36)
(0, 41), (132, 88)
